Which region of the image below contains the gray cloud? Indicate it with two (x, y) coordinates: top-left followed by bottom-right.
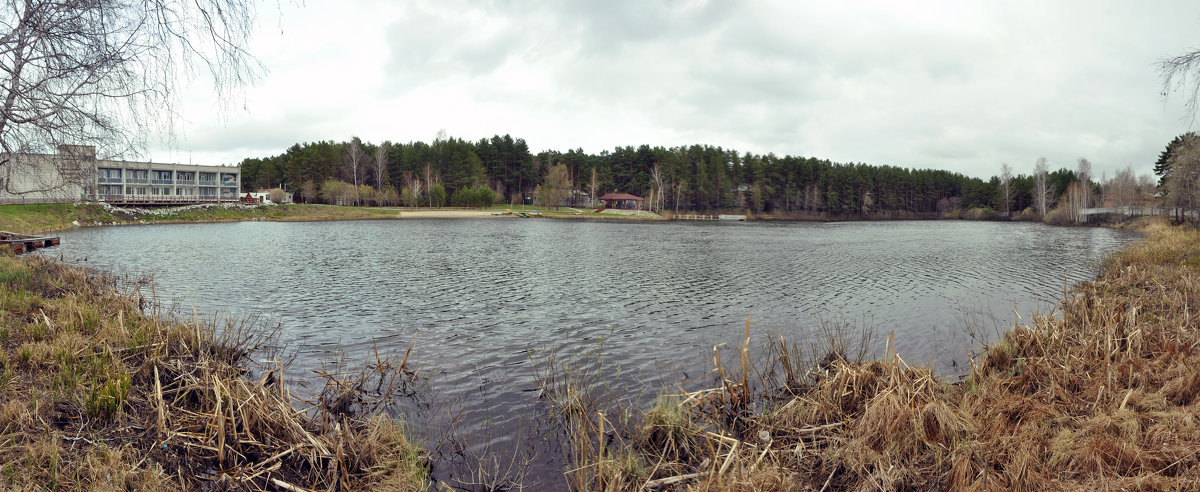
(160, 0), (1200, 180)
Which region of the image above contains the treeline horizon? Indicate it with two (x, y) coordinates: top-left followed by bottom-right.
(237, 133), (1155, 216)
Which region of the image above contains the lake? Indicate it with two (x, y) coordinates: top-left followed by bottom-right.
(39, 218), (1140, 486)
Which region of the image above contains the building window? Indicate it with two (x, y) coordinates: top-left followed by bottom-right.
(152, 170), (173, 184)
(98, 168), (122, 183)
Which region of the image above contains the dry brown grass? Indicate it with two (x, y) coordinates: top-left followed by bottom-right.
(566, 219), (1200, 491)
(0, 254), (428, 491)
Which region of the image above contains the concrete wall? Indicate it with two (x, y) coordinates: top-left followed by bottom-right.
(0, 146), (94, 203)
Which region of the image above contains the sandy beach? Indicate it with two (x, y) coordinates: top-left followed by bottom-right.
(388, 208), (505, 219)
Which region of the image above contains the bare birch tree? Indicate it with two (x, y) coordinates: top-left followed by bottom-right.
(1103, 166), (1139, 216)
(422, 163), (439, 207)
(402, 171), (422, 208)
(372, 141), (391, 189)
(999, 163), (1014, 216)
(1076, 157), (1093, 209)
(650, 162), (665, 212)
(1065, 181), (1085, 223)
(0, 0), (262, 195)
(343, 137), (366, 205)
(1033, 157), (1051, 217)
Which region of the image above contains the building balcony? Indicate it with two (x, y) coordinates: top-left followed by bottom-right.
(151, 179), (173, 185)
(175, 179), (196, 185)
(98, 177), (122, 184)
(125, 178), (148, 184)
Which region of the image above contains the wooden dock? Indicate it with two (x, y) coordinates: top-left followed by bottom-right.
(0, 231), (60, 254)
(675, 214), (718, 221)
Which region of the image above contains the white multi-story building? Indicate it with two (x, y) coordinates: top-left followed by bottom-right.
(0, 145), (241, 205)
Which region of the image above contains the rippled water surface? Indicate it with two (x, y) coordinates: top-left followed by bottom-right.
(42, 218), (1139, 485)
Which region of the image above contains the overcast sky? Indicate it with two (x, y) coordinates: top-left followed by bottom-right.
(149, 0), (1200, 180)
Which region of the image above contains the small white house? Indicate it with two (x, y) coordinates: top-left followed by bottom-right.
(246, 191), (271, 204)
(247, 188), (293, 205)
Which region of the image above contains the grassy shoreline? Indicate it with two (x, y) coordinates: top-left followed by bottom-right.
(0, 202), (408, 234)
(554, 219), (1200, 490)
(0, 202), (674, 235)
(0, 202), (1152, 236)
(0, 254), (428, 490)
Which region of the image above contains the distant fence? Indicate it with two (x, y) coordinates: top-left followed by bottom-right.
(671, 214), (747, 221)
(1079, 207), (1195, 221)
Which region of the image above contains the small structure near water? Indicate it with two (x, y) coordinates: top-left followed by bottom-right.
(0, 231), (59, 254)
(596, 192), (643, 210)
(245, 188), (293, 205)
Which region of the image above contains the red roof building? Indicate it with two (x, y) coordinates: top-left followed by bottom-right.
(597, 193), (643, 210)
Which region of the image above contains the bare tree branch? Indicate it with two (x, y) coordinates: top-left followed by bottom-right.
(1159, 48), (1200, 122)
(0, 0), (262, 195)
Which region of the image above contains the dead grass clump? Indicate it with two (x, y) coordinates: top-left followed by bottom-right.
(638, 397), (701, 465)
(0, 254), (429, 491)
(530, 340), (654, 491)
(78, 444), (169, 491)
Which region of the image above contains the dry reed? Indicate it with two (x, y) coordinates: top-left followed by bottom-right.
(561, 219), (1200, 491)
(0, 254), (428, 491)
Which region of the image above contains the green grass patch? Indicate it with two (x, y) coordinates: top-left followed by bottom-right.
(0, 203), (117, 233)
(0, 266), (30, 286)
(84, 371), (130, 420)
(0, 202), (407, 234)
